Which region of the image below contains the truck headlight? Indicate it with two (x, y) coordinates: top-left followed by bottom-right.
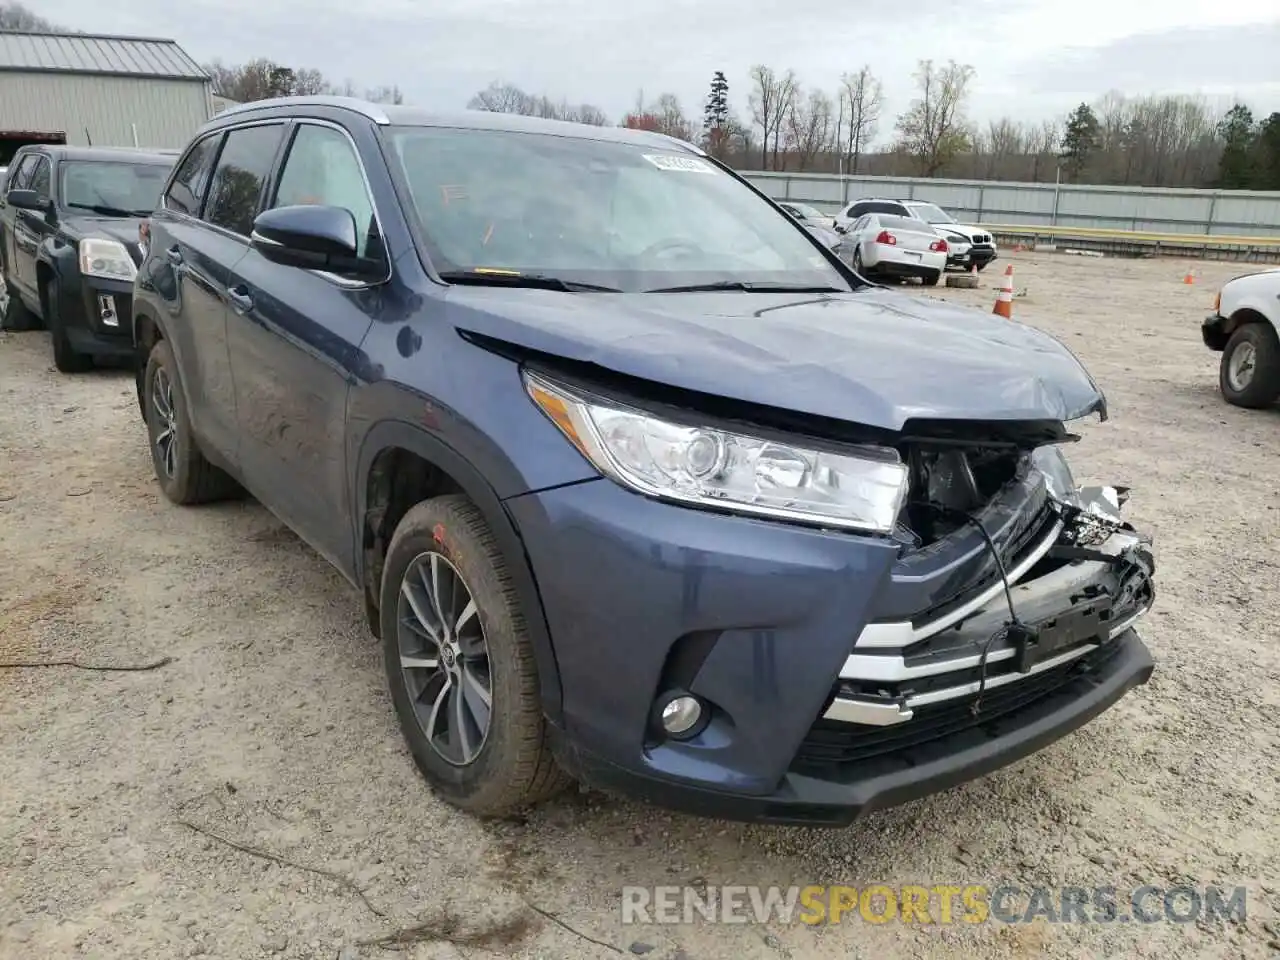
(525, 371), (909, 533)
(79, 238), (137, 282)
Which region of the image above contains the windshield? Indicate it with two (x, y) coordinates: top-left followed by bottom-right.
(909, 202), (955, 224)
(60, 160), (172, 216)
(384, 126), (850, 293)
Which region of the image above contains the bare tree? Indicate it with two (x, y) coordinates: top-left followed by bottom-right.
(652, 93), (696, 142)
(894, 59), (976, 176)
(772, 70), (799, 170)
(748, 65), (782, 170)
(466, 81), (606, 125)
(468, 81), (533, 114)
(838, 68), (883, 175)
(0, 2), (69, 30)
(787, 90), (835, 170)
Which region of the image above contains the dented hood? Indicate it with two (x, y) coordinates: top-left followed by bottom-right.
(446, 286), (1105, 431)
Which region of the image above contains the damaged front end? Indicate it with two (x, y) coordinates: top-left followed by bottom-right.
(794, 434), (1156, 775)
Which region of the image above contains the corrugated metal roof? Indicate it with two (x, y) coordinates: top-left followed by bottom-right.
(0, 31), (207, 81)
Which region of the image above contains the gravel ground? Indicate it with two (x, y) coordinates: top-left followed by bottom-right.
(1, 253), (1278, 960)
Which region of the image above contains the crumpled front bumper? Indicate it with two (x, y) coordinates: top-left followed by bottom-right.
(509, 472), (1156, 826)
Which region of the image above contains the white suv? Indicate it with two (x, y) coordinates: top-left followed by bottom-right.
(1201, 268), (1280, 408)
(834, 198), (997, 271)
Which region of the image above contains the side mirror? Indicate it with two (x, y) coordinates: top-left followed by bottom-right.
(7, 188), (51, 213)
(250, 204), (382, 278)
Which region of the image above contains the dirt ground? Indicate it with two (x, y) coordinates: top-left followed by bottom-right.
(1, 252), (1278, 960)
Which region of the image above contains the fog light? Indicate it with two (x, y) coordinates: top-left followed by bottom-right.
(660, 695), (703, 736)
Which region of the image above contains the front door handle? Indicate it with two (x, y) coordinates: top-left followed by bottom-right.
(165, 246), (183, 266)
(226, 285), (253, 314)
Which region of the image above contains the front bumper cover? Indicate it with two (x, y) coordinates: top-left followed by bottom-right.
(512, 472), (1155, 826)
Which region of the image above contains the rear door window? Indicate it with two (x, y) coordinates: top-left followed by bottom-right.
(204, 123), (286, 237)
(165, 133), (222, 216)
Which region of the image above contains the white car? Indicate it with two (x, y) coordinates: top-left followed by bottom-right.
(843, 213), (948, 286)
(1201, 267), (1280, 408)
(777, 201), (836, 230)
(834, 198), (997, 271)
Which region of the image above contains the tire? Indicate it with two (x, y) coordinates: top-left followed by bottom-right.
(45, 277), (93, 373)
(922, 270), (941, 287)
(2, 274), (39, 331)
(1219, 322), (1280, 409)
(852, 247), (868, 276)
(381, 494), (571, 816)
(143, 338), (241, 504)
(976, 260), (991, 272)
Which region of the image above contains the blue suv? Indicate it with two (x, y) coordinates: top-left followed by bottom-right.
(131, 97), (1157, 825)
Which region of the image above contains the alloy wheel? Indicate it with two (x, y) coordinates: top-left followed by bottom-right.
(151, 367), (178, 479)
(396, 551), (493, 766)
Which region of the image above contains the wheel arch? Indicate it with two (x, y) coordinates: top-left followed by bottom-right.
(132, 301), (166, 417)
(1224, 306), (1278, 340)
(354, 420), (565, 724)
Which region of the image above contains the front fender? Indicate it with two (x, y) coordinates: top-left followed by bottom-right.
(352, 418), (568, 724)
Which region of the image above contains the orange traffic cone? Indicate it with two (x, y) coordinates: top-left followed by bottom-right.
(992, 264), (1014, 319)
(1182, 267), (1196, 284)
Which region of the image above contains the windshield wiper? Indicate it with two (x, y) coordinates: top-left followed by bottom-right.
(67, 202), (151, 218)
(645, 280), (845, 294)
(439, 270), (621, 293)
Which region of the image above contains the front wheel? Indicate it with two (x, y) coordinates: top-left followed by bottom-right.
(46, 277), (93, 373)
(1219, 322), (1280, 409)
(381, 495), (570, 816)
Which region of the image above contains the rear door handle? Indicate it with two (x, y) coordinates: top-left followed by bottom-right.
(165, 246), (183, 265)
(226, 285), (253, 314)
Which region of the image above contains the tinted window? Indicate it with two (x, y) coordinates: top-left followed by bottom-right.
(386, 125), (848, 293)
(8, 153), (39, 190)
(205, 124), (285, 236)
(166, 134), (221, 216)
(272, 124), (379, 258)
(855, 201), (909, 217)
(28, 158), (51, 199)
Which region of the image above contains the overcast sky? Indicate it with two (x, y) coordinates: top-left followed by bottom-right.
(40, 0), (1280, 140)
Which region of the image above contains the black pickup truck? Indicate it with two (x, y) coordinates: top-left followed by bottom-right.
(0, 144), (173, 371)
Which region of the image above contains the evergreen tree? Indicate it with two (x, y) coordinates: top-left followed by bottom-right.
(1215, 104), (1256, 189)
(703, 71), (730, 157)
(1058, 103), (1099, 182)
(1250, 111), (1280, 190)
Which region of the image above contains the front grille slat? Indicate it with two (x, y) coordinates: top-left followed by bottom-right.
(794, 642), (1122, 776)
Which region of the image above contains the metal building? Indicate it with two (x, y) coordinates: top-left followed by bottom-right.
(0, 31), (212, 162)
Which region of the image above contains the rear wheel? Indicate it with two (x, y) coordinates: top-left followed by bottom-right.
(143, 338), (240, 504)
(922, 270), (941, 287)
(852, 247), (870, 277)
(45, 277), (93, 373)
(381, 495), (570, 816)
(1219, 322), (1280, 409)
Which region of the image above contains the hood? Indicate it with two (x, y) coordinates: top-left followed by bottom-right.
(935, 224), (989, 242)
(61, 214), (145, 263)
(446, 286), (1105, 431)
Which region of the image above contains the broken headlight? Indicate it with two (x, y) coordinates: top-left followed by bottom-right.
(525, 371), (909, 533)
(1031, 444), (1077, 508)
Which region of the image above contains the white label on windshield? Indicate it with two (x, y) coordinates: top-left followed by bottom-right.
(642, 154), (715, 174)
